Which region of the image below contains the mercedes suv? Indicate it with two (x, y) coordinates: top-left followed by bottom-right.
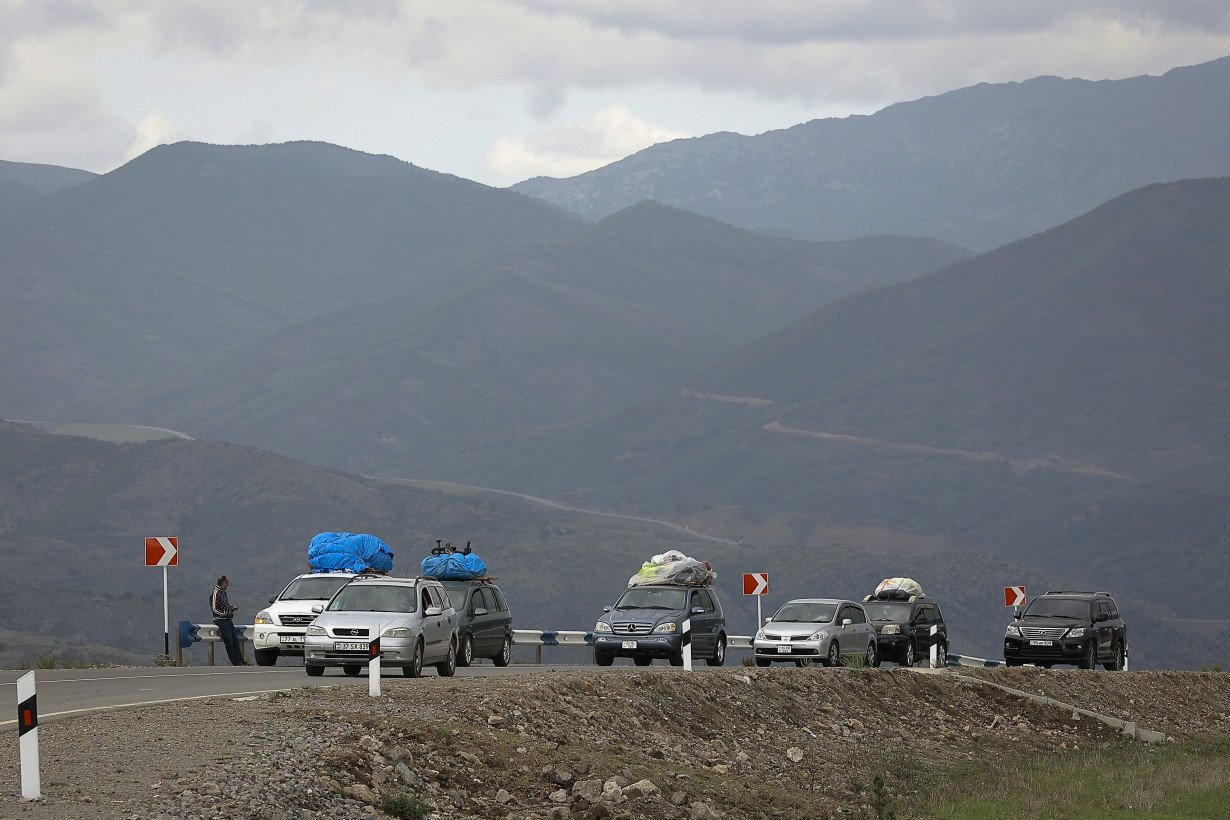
(593, 584), (727, 667)
(1003, 591), (1126, 670)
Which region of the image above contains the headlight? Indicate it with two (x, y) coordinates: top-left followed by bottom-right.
(1006, 625), (1021, 637)
(254, 610), (274, 625)
(383, 627), (412, 638)
(754, 629), (766, 640)
(808, 629), (830, 641)
(653, 622), (678, 633)
(306, 625), (327, 636)
(1067, 627), (1087, 639)
(594, 622), (612, 633)
(880, 624), (901, 635)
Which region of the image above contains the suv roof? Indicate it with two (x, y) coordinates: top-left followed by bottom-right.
(1041, 590), (1115, 597)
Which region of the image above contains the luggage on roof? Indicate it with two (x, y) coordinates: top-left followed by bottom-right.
(421, 540), (488, 581)
(307, 532), (394, 574)
(627, 550), (716, 587)
(872, 577), (924, 600)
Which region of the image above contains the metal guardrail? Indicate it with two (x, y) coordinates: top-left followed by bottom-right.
(177, 621), (252, 666)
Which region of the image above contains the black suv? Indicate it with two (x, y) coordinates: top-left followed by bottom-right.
(862, 594), (947, 667)
(593, 584), (727, 666)
(1004, 591), (1126, 669)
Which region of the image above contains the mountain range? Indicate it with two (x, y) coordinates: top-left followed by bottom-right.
(514, 56), (1230, 250)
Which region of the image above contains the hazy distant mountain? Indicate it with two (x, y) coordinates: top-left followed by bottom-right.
(513, 56), (1230, 250)
(0, 158), (95, 217)
(0, 140), (585, 417)
(53, 200), (967, 475)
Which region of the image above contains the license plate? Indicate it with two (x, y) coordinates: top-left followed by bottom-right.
(1029, 639), (1053, 646)
(335, 641), (368, 651)
(621, 640), (637, 649)
(777, 645), (792, 654)
(280, 635), (304, 644)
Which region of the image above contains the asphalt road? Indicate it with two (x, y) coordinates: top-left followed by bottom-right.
(0, 663), (541, 730)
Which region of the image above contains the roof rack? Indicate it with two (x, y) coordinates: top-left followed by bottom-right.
(1044, 590), (1112, 596)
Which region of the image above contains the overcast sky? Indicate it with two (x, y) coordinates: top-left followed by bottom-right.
(3, 1), (1229, 187)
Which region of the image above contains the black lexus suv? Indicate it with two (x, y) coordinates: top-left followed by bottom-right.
(1004, 591), (1127, 670)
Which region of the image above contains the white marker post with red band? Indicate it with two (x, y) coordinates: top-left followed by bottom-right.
(17, 670), (40, 800)
(369, 631), (381, 697)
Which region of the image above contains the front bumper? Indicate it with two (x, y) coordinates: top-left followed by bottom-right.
(752, 637), (824, 662)
(1003, 636), (1091, 664)
(254, 625), (308, 654)
(304, 635), (417, 667)
(593, 634), (683, 658)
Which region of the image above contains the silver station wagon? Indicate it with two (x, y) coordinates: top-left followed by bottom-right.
(753, 598), (877, 667)
(304, 575), (458, 678)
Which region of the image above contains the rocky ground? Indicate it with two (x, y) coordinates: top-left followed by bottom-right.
(2, 667), (1227, 820)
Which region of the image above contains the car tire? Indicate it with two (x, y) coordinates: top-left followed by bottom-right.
(668, 651), (684, 667)
(706, 635), (726, 667)
(755, 658), (771, 667)
(342, 664), (361, 677)
(436, 639), (457, 677)
(902, 642), (916, 667)
(1078, 641), (1097, 670)
(1004, 658), (1023, 667)
(633, 657), (652, 667)
(865, 641), (877, 668)
(403, 638), (424, 678)
(457, 634), (474, 668)
(492, 635), (512, 667)
(254, 648), (278, 667)
(824, 641), (841, 668)
(305, 664), (324, 677)
(594, 650), (615, 667)
(1103, 641), (1125, 671)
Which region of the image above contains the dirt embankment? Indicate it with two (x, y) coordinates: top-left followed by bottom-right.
(2, 667), (1227, 820)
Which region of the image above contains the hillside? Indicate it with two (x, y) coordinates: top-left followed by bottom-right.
(0, 158), (94, 217)
(513, 56), (1230, 250)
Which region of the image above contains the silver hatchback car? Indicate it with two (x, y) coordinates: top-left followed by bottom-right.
(304, 576), (458, 678)
(753, 598), (877, 667)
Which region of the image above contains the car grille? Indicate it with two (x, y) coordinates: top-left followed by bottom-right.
(763, 633), (809, 642)
(280, 614), (315, 627)
(612, 622), (652, 635)
(1021, 626), (1066, 639)
(330, 627), (370, 637)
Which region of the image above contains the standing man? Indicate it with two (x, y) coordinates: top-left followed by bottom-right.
(210, 576), (248, 665)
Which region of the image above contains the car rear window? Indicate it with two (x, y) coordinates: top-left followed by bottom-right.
(327, 584), (417, 613)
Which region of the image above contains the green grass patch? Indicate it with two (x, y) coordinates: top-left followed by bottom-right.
(921, 736), (1230, 819)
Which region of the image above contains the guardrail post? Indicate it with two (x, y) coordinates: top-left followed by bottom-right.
(534, 645), (542, 665)
(208, 642), (215, 666)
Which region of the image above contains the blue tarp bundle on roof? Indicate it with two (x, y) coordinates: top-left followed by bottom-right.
(307, 532), (394, 574)
(421, 551), (487, 580)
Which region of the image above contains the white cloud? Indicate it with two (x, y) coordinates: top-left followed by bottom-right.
(125, 108), (181, 161)
(485, 103), (690, 179)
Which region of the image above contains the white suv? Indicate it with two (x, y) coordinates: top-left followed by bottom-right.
(252, 572), (356, 665)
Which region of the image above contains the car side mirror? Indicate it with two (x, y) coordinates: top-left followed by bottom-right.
(841, 618), (853, 627)
(472, 607), (488, 616)
(425, 606), (442, 617)
(764, 616), (772, 624)
(311, 604), (323, 614)
(268, 595), (276, 604)
(603, 605), (612, 612)
(1094, 612), (1109, 622)
(691, 607), (705, 615)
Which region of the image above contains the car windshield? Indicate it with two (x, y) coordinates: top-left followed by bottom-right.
(771, 602), (837, 623)
(327, 584), (417, 613)
(1024, 598), (1090, 620)
(280, 576), (352, 601)
(863, 602), (912, 623)
(614, 587), (687, 611)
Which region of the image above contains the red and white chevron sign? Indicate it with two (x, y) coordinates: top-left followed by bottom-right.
(145, 536), (179, 567)
(1004, 585), (1026, 607)
(743, 572), (769, 595)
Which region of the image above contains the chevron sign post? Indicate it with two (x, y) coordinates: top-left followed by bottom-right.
(146, 537), (179, 658)
(744, 572), (769, 631)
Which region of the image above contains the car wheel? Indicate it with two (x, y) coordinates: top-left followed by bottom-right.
(668, 651), (684, 667)
(457, 634), (474, 668)
(492, 636), (512, 668)
(402, 638), (424, 678)
(342, 664), (361, 677)
(755, 658), (771, 668)
(633, 657), (653, 667)
(824, 642), (841, 668)
(707, 635), (726, 667)
(902, 642), (916, 667)
(305, 664), (324, 677)
(254, 648), (278, 666)
(594, 650), (615, 667)
(436, 639), (457, 677)
(1103, 641), (1125, 671)
(1078, 641), (1097, 670)
(865, 641), (877, 668)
